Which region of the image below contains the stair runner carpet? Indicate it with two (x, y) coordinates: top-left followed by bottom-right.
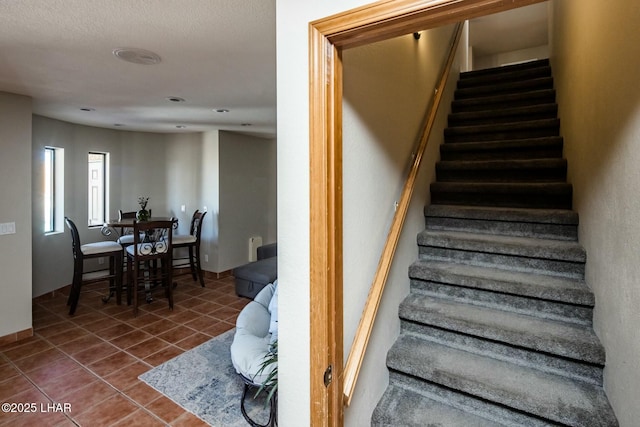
(372, 59), (618, 426)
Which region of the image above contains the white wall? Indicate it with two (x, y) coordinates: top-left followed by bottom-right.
(550, 1), (640, 425)
(277, 3), (364, 424)
(0, 92), (33, 338)
(218, 131), (277, 271)
(341, 25), (459, 425)
(165, 130), (277, 274)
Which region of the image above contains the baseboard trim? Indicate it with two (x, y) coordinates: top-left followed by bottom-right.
(205, 269), (233, 279)
(33, 285), (71, 302)
(0, 327), (33, 346)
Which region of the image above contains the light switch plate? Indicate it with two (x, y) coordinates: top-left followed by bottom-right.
(0, 222), (16, 235)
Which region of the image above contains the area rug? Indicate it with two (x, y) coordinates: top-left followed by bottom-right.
(139, 329), (272, 426)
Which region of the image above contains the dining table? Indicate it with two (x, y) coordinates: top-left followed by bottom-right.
(100, 217), (178, 305)
(101, 216), (178, 238)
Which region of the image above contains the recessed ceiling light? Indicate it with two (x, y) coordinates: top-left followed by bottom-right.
(214, 109), (230, 113)
(80, 107), (95, 112)
(113, 124), (125, 127)
(113, 48), (161, 65)
(241, 123), (252, 127)
(175, 125), (187, 129)
(166, 96), (185, 103)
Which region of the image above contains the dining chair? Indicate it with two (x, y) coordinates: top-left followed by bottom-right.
(126, 219), (176, 316)
(172, 210), (207, 287)
(116, 209), (150, 247)
(65, 217), (123, 315)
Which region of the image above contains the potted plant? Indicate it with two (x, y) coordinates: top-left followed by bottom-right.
(136, 196), (150, 221)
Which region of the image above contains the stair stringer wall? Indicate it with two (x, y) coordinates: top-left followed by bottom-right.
(550, 2), (640, 425)
(341, 24), (464, 427)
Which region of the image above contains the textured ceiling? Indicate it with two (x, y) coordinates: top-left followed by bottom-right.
(0, 1), (546, 136)
(0, 0), (276, 136)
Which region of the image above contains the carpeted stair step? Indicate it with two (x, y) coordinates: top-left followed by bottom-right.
(435, 158), (567, 183)
(399, 292), (602, 363)
(409, 259), (593, 306)
(424, 204), (578, 240)
(448, 103), (557, 127)
(430, 182), (572, 209)
(385, 334), (617, 426)
(457, 64), (551, 89)
(417, 230), (586, 279)
(374, 372), (555, 427)
(454, 77), (554, 100)
(459, 59), (550, 81)
(451, 89), (556, 113)
(444, 118), (559, 143)
(372, 381), (511, 427)
(408, 272), (593, 327)
(439, 136), (564, 161)
(400, 321), (603, 386)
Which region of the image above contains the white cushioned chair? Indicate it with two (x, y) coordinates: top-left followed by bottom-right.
(230, 280), (278, 426)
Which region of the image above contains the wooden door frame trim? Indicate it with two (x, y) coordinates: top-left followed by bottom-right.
(308, 1), (546, 425)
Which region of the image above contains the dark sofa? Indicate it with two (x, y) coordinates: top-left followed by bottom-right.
(233, 242), (277, 299)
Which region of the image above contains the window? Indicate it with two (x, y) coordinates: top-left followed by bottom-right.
(88, 152), (109, 226)
(44, 146), (64, 233)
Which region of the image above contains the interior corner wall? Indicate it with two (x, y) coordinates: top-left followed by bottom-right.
(473, 44), (549, 70)
(0, 92), (33, 338)
(217, 131), (277, 272)
(550, 1), (640, 425)
(341, 24), (460, 425)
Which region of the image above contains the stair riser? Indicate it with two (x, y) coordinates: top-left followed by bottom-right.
(441, 144), (563, 161)
(458, 66), (551, 89)
(409, 261), (594, 305)
(436, 165), (567, 183)
(452, 90), (556, 113)
(399, 322), (603, 385)
(430, 190), (572, 210)
(425, 216), (577, 241)
(454, 78), (554, 100)
(444, 126), (559, 143)
(459, 59), (550, 81)
(448, 109), (557, 127)
(418, 247), (585, 279)
(382, 372), (552, 427)
(409, 279), (593, 326)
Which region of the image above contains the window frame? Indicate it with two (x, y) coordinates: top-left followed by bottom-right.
(44, 146), (65, 234)
(87, 151), (109, 227)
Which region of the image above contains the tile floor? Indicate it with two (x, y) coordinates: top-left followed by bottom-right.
(0, 275), (248, 426)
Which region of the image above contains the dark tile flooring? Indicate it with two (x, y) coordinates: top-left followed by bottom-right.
(0, 275), (247, 426)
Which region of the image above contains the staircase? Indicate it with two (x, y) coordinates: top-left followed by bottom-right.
(371, 59), (618, 426)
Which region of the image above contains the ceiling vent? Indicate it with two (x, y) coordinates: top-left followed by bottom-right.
(113, 48), (162, 65)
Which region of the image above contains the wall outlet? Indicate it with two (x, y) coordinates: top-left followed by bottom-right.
(181, 204), (186, 212)
(204, 254), (209, 263)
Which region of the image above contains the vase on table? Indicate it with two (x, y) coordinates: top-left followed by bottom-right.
(137, 196), (150, 221)
(136, 209), (149, 221)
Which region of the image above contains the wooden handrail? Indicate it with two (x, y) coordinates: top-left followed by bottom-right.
(342, 22), (463, 407)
